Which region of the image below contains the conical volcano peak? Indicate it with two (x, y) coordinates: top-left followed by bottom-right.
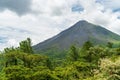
(73, 20), (89, 26)
(78, 20), (89, 23)
(71, 20), (95, 30)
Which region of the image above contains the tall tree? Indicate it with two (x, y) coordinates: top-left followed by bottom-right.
(69, 45), (79, 61)
(80, 41), (93, 62)
(82, 41), (93, 50)
(107, 42), (113, 48)
(19, 38), (33, 54)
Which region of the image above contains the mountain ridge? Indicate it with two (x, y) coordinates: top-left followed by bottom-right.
(33, 20), (120, 52)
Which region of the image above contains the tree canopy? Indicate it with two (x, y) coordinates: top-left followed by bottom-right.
(0, 39), (120, 80)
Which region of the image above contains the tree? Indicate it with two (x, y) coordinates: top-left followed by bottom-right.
(97, 57), (120, 80)
(107, 42), (113, 48)
(68, 45), (79, 61)
(82, 41), (93, 50)
(4, 51), (19, 67)
(80, 41), (93, 62)
(46, 58), (53, 70)
(4, 66), (32, 80)
(3, 47), (17, 53)
(19, 38), (33, 54)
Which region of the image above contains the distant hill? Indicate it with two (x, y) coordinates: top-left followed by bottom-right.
(33, 20), (120, 52)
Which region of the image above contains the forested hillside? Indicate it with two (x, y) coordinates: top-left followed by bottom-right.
(0, 38), (120, 80)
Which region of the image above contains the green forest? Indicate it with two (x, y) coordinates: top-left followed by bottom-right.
(0, 38), (120, 80)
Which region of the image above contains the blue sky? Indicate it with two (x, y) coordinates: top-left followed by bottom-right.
(1, 0), (120, 50)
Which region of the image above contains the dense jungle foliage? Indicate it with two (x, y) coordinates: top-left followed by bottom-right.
(0, 38), (120, 80)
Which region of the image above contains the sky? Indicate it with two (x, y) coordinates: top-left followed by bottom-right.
(1, 0), (120, 50)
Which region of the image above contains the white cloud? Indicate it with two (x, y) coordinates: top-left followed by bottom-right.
(7, 39), (18, 46)
(96, 0), (120, 11)
(1, 0), (120, 50)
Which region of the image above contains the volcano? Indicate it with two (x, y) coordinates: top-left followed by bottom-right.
(33, 20), (120, 52)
